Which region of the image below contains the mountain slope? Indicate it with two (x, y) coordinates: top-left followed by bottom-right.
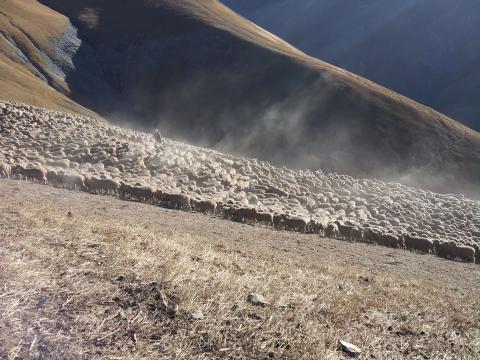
(1, 0), (480, 196)
(0, 0), (96, 117)
(223, 0), (480, 131)
(2, 179), (479, 359)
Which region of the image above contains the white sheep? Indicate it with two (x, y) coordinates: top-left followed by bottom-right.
(0, 162), (11, 178)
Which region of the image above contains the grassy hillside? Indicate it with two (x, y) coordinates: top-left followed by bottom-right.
(1, 0), (479, 196)
(0, 0), (95, 117)
(1, 179), (479, 359)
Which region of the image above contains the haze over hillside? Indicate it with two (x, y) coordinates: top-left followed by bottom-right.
(223, 0), (480, 131)
(0, 0), (479, 197)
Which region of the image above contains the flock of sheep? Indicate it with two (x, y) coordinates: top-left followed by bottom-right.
(1, 101), (479, 263)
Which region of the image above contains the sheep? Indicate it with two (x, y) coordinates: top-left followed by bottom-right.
(266, 185), (289, 198)
(255, 211), (274, 227)
(85, 176), (121, 194)
(325, 222), (339, 238)
(363, 227), (381, 244)
(46, 159), (70, 168)
(22, 166), (47, 184)
(224, 205), (242, 222)
(118, 182), (133, 200)
(46, 169), (60, 185)
(161, 192), (191, 210)
(335, 189), (351, 197)
(191, 198), (217, 214)
(173, 194), (192, 210)
(273, 213), (287, 229)
(153, 189), (164, 204)
(58, 172), (85, 189)
(378, 234), (403, 248)
(334, 222), (350, 239)
(404, 235), (433, 253)
(225, 206), (257, 224)
(11, 163), (26, 179)
(307, 219), (324, 234)
(453, 244), (476, 263)
(471, 244), (480, 264)
(284, 215), (309, 233)
(335, 222), (364, 241)
(350, 227), (365, 242)
(0, 162), (11, 178)
(119, 183), (155, 203)
(434, 241), (476, 263)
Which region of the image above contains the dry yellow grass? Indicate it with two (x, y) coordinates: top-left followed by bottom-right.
(0, 52), (93, 117)
(0, 0), (96, 117)
(0, 0), (66, 42)
(0, 180), (479, 359)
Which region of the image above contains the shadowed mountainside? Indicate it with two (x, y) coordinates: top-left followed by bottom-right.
(1, 0), (480, 196)
(223, 0), (480, 131)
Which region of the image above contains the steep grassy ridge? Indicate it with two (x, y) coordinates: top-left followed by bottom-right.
(0, 0), (94, 116)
